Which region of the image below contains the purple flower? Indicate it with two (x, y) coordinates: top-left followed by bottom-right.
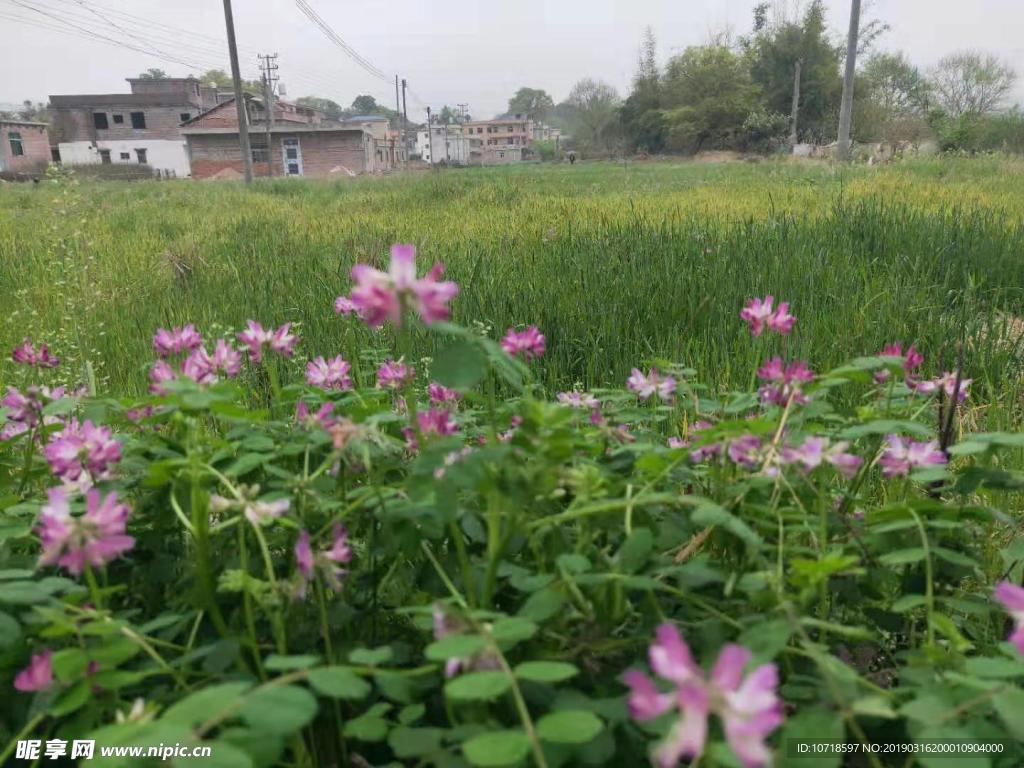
(402, 408), (458, 450)
(627, 368), (676, 403)
(44, 419), (121, 483)
(994, 581), (1024, 654)
(558, 391), (599, 409)
(182, 341), (242, 385)
(153, 325), (203, 357)
(687, 421), (723, 462)
(237, 321), (297, 363)
(781, 437), (862, 478)
(625, 624), (783, 768)
(37, 487), (135, 575)
(501, 326), (546, 361)
(14, 650), (54, 692)
(757, 357), (813, 406)
(293, 530), (315, 599)
(295, 401), (336, 430)
(879, 435), (946, 477)
(728, 434), (763, 470)
(377, 359), (413, 389)
(244, 497), (290, 526)
(347, 244), (458, 328)
(334, 296), (362, 317)
(875, 343), (924, 383)
(306, 355), (352, 391)
(12, 338), (60, 368)
(428, 382), (461, 407)
(935, 371), (971, 402)
(149, 360), (177, 394)
(294, 524), (352, 599)
(740, 296), (796, 337)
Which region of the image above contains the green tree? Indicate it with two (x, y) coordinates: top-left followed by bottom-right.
(660, 45), (761, 153)
(438, 105), (459, 124)
(351, 94), (382, 114)
(562, 79), (622, 153)
(196, 68), (261, 94)
(621, 26), (664, 151)
(930, 51), (1017, 118)
(137, 68), (168, 80)
(296, 96), (345, 121)
(507, 87), (555, 121)
(744, 0), (843, 143)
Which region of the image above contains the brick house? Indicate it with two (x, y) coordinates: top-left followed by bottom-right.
(49, 78), (204, 177)
(0, 120), (51, 175)
(181, 96), (379, 179)
(465, 114), (533, 163)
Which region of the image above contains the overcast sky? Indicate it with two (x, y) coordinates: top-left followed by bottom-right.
(2, 0), (1022, 119)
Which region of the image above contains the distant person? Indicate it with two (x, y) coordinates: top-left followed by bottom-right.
(568, 151), (577, 165)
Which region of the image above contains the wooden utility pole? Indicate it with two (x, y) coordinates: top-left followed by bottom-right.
(788, 58), (803, 148)
(836, 0), (862, 161)
(222, 0), (252, 184)
(426, 106), (435, 169)
(258, 53), (278, 177)
(401, 79), (409, 166)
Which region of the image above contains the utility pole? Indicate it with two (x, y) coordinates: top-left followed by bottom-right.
(394, 75), (402, 168)
(401, 79), (409, 165)
(426, 106), (435, 169)
(788, 58), (803, 149)
(222, 0), (252, 184)
(258, 53), (279, 177)
(836, 0), (862, 161)
(457, 103), (468, 123)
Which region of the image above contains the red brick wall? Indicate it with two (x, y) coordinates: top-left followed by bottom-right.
(50, 105), (194, 143)
(1, 123), (51, 172)
(187, 131), (367, 179)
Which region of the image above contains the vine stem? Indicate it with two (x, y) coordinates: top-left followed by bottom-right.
(910, 509), (936, 645)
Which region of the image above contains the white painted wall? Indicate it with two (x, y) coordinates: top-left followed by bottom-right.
(58, 140), (191, 177)
(416, 127), (470, 165)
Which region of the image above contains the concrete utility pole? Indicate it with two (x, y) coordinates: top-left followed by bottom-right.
(836, 0), (862, 161)
(258, 53), (279, 177)
(401, 79), (409, 165)
(426, 106), (436, 169)
(222, 0), (252, 184)
(788, 58), (803, 148)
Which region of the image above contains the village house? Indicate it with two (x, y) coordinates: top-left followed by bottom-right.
(464, 113), (533, 164)
(49, 77), (204, 177)
(416, 124), (471, 165)
(0, 119), (51, 175)
(181, 96), (395, 179)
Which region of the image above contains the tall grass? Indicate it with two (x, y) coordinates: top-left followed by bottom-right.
(2, 157), (1023, 424)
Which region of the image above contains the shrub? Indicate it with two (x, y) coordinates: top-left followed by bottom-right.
(2, 245), (1024, 767)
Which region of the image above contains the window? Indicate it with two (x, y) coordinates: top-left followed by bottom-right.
(112, 114), (124, 124)
(8, 132), (23, 156)
(506, 137), (514, 145)
(498, 151), (505, 158)
(99, 149), (111, 164)
(250, 137), (268, 163)
(179, 113), (191, 123)
(135, 148), (148, 164)
(507, 126), (513, 132)
(119, 152), (130, 161)
(130, 112), (146, 129)
(93, 112), (108, 129)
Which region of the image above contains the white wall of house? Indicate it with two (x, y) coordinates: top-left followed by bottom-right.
(58, 139), (191, 176)
(416, 127), (470, 165)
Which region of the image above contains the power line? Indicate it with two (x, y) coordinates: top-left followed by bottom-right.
(292, 0), (391, 83)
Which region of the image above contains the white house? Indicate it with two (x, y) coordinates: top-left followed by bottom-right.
(416, 124), (471, 165)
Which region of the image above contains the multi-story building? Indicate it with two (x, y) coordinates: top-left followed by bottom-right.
(0, 119), (51, 175)
(464, 114), (533, 164)
(416, 124), (470, 165)
(49, 77), (204, 177)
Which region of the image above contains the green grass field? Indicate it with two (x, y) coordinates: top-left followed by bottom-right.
(2, 157), (1024, 426)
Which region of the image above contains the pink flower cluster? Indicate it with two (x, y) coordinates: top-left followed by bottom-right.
(237, 321), (297, 363)
(740, 296), (796, 337)
(295, 401), (337, 431)
(44, 418), (121, 484)
(153, 325), (203, 357)
(294, 524), (353, 599)
(306, 355), (352, 391)
(501, 326), (546, 361)
(757, 357), (813, 406)
(628, 368), (676, 403)
(341, 244), (458, 328)
(780, 436), (862, 478)
(12, 338), (60, 368)
(428, 382), (461, 407)
(911, 371), (972, 402)
(402, 408), (458, 450)
(15, 649), (54, 692)
(626, 624), (782, 768)
(879, 435), (946, 477)
(875, 343), (924, 384)
(433, 605), (501, 678)
(1, 385), (66, 441)
(995, 581), (1024, 654)
(557, 391), (599, 409)
(377, 359), (413, 390)
(36, 487), (134, 575)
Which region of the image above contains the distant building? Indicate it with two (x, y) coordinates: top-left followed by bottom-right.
(532, 123), (562, 143)
(480, 145), (522, 165)
(49, 77), (204, 177)
(181, 96), (386, 179)
(464, 114), (534, 164)
(0, 119), (51, 175)
(417, 124), (471, 165)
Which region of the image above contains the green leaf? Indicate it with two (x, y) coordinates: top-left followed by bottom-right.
(879, 548), (926, 566)
(851, 695), (897, 719)
(963, 657), (1024, 679)
(616, 527), (653, 573)
(239, 685), (318, 734)
(0, 580), (51, 605)
(204, 741), (254, 768)
(491, 616), (538, 646)
(264, 654), (321, 671)
(514, 661), (579, 683)
(426, 634), (487, 662)
(162, 682), (253, 727)
(536, 710), (603, 744)
(307, 666), (371, 700)
(51, 648), (88, 682)
(445, 671), (512, 701)
(0, 610), (21, 649)
(349, 646), (394, 666)
(462, 729), (531, 767)
(0, 568), (34, 580)
(517, 589), (564, 623)
(777, 709), (844, 768)
(344, 715), (389, 742)
(839, 420), (933, 439)
(387, 726), (444, 758)
(890, 594), (928, 612)
(993, 688), (1024, 739)
(49, 680), (91, 717)
(433, 340), (487, 390)
(687, 497), (762, 547)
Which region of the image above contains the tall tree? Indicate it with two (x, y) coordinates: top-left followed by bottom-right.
(621, 27), (664, 151)
(507, 88), (555, 121)
(137, 68), (169, 80)
(563, 79), (622, 151)
(438, 105), (459, 124)
(836, 0), (862, 160)
(930, 52), (1017, 117)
